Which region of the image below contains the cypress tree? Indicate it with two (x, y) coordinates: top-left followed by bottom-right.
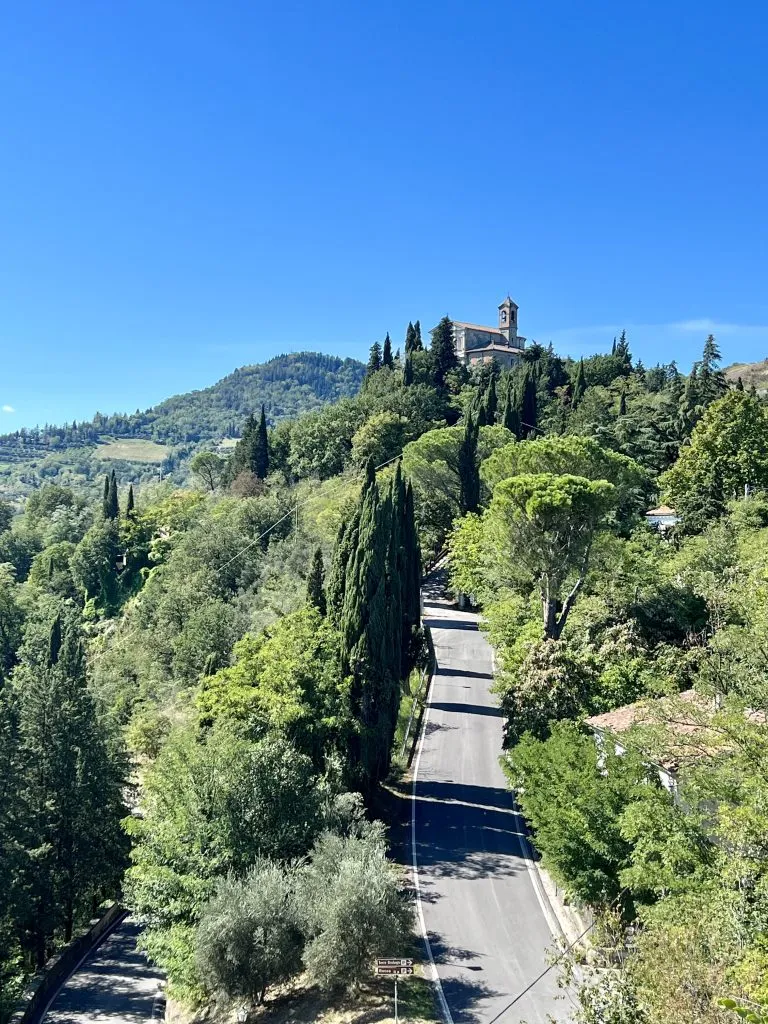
(611, 337), (617, 356)
(405, 322), (416, 354)
(382, 333), (393, 368)
(501, 384), (521, 438)
(484, 376), (498, 423)
(402, 480), (422, 670)
(366, 341), (382, 377)
(520, 367), (538, 436)
(430, 316), (458, 387)
(106, 471), (119, 521)
(619, 390), (627, 416)
(102, 475), (110, 518)
(15, 612), (128, 955)
(413, 320), (423, 350)
(572, 357), (586, 406)
(254, 405), (269, 479)
(458, 412), (480, 514)
(736, 377), (745, 392)
(126, 484), (135, 517)
(403, 353), (414, 386)
(306, 547), (327, 616)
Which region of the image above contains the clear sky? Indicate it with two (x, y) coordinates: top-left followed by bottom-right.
(2, 0), (767, 428)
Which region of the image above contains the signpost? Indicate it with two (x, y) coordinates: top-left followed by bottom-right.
(375, 959), (413, 1024)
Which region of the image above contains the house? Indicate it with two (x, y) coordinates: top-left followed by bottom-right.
(436, 296), (527, 368)
(586, 690), (766, 796)
(645, 504), (678, 532)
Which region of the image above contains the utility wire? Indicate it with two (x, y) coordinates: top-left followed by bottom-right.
(99, 450), (405, 658)
(483, 888), (629, 1024)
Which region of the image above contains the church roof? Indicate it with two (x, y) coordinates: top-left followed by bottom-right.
(465, 341), (526, 355)
(451, 321), (507, 334)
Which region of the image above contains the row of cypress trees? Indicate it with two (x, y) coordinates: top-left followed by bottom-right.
(325, 461), (421, 789)
(101, 470), (134, 520)
(228, 405), (269, 480)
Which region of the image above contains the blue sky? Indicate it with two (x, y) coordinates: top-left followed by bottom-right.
(1, 1), (767, 428)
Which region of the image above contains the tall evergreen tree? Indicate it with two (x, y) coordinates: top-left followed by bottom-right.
(618, 390), (627, 416)
(413, 320), (423, 350)
(520, 367), (538, 435)
(458, 412), (480, 514)
(572, 358), (587, 406)
(430, 316), (458, 387)
(403, 353), (414, 386)
(306, 547), (327, 617)
(404, 322), (416, 354)
(615, 329), (631, 367)
(106, 471), (119, 521)
(697, 334), (727, 404)
(126, 484), (135, 517)
(736, 376), (745, 392)
(501, 383), (522, 439)
(382, 333), (393, 368)
(254, 405), (270, 479)
(366, 341), (382, 377)
(14, 612), (128, 960)
(102, 474), (110, 519)
(484, 376), (498, 424)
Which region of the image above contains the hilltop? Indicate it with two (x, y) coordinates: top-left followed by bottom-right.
(0, 351), (365, 500)
(724, 357), (768, 393)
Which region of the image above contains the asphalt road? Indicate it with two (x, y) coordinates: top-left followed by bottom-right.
(413, 576), (566, 1024)
(43, 920), (164, 1024)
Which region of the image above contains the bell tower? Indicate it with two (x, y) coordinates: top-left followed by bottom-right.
(498, 295), (519, 342)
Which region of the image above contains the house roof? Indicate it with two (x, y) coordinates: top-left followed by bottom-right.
(646, 504), (677, 517)
(586, 690), (767, 773)
(586, 690), (699, 735)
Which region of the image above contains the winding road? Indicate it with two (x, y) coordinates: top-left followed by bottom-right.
(43, 919), (164, 1024)
(413, 575), (566, 1024)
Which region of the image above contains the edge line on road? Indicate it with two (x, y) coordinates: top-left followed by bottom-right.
(411, 635), (455, 1024)
(34, 910), (129, 1024)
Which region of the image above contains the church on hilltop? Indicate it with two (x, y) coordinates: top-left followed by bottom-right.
(436, 296), (527, 368)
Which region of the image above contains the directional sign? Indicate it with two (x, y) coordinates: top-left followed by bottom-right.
(375, 958), (414, 976)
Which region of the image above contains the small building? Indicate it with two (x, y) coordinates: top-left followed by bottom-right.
(645, 504), (678, 532)
(436, 296), (527, 368)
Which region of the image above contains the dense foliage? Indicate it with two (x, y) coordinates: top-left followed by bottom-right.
(2, 318), (765, 1023)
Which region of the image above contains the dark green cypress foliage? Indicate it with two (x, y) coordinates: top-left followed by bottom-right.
(402, 480), (422, 670)
(102, 475), (110, 518)
(366, 341), (382, 377)
(106, 471), (119, 521)
(484, 376), (498, 423)
(501, 384), (521, 438)
(49, 614), (62, 666)
(458, 412), (480, 514)
(403, 353), (414, 386)
(405, 321), (416, 354)
(619, 390), (627, 416)
(306, 547), (327, 616)
(126, 484), (135, 517)
(413, 320), (423, 350)
(430, 316), (458, 387)
(254, 405), (269, 479)
(573, 357), (586, 406)
(382, 333), (393, 368)
(520, 368), (538, 436)
(736, 377), (745, 392)
(474, 399), (487, 427)
(611, 337), (617, 355)
(749, 381), (758, 398)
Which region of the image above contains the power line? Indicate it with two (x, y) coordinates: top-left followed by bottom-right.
(98, 451), (405, 659)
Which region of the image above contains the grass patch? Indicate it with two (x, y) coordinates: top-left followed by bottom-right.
(96, 438), (168, 463)
(391, 668), (429, 773)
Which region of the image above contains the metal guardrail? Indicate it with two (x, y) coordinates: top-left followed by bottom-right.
(9, 904), (127, 1024)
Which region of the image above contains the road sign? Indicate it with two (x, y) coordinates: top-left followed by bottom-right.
(375, 958), (413, 976)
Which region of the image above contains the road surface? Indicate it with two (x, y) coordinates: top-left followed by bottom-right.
(413, 575), (566, 1024)
(43, 919), (164, 1024)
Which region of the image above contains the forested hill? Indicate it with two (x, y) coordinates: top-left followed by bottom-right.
(128, 352), (366, 444)
(1, 352), (366, 449)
